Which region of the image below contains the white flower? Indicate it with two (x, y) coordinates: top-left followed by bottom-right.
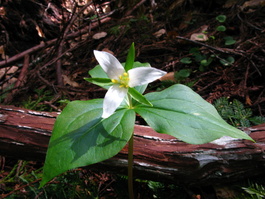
(94, 50), (166, 118)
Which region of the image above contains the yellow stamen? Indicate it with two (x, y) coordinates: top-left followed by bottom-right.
(112, 73), (130, 87)
(111, 79), (118, 83)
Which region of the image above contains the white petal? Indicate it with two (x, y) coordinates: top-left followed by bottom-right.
(102, 84), (128, 118)
(128, 67), (167, 87)
(93, 50), (125, 79)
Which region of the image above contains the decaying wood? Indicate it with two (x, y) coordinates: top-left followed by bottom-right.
(0, 105), (265, 186)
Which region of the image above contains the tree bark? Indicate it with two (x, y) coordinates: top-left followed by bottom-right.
(0, 105), (265, 186)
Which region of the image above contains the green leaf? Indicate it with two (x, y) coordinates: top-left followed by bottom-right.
(216, 25), (226, 32)
(220, 56), (235, 66)
(174, 69), (191, 82)
(177, 69), (191, 78)
(125, 43), (135, 72)
(216, 15), (226, 23)
(180, 57), (192, 64)
(88, 65), (109, 89)
(200, 58), (212, 66)
(200, 59), (208, 66)
(128, 87), (153, 106)
(40, 100), (135, 187)
(210, 35), (216, 40)
(189, 47), (200, 54)
(224, 36), (236, 45)
(84, 77), (113, 87)
(135, 84), (254, 144)
(89, 64), (109, 79)
(132, 62), (151, 68)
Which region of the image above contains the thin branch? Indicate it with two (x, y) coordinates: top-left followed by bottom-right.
(125, 0), (146, 16)
(175, 36), (245, 56)
(15, 54), (30, 89)
(55, 2), (93, 86)
(0, 17), (112, 68)
(3, 54), (30, 103)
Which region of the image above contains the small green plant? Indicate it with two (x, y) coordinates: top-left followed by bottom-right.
(241, 182), (265, 199)
(216, 14), (227, 32)
(186, 48), (214, 71)
(220, 56), (235, 66)
(147, 181), (189, 199)
(22, 88), (54, 111)
(215, 14), (237, 46)
(181, 47), (236, 71)
(213, 97), (265, 127)
(179, 14), (237, 71)
(0, 160), (99, 198)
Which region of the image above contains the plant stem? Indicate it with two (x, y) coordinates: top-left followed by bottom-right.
(128, 134), (134, 199)
(127, 93), (134, 199)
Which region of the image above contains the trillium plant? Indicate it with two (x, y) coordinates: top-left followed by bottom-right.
(40, 43), (253, 198)
(92, 49), (166, 118)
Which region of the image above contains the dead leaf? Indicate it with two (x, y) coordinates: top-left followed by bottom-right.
(0, 66), (19, 79)
(35, 24), (45, 38)
(0, 45), (8, 59)
(0, 6), (6, 16)
(245, 95), (252, 106)
(159, 72), (175, 81)
(190, 33), (208, 41)
(7, 66), (19, 74)
(2, 77), (17, 90)
(0, 66), (19, 91)
(62, 75), (80, 87)
(153, 29), (166, 38)
(92, 32), (107, 40)
(240, 0), (265, 12)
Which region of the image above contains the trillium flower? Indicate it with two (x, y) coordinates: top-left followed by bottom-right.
(94, 50), (167, 118)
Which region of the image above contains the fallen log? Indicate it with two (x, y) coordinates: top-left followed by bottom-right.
(0, 105), (265, 186)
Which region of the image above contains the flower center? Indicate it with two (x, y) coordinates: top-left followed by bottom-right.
(111, 72), (130, 88)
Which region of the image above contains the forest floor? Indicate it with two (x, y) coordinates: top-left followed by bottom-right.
(0, 0), (265, 198)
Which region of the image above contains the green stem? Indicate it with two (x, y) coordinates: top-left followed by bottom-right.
(127, 93), (134, 199)
(128, 134), (134, 199)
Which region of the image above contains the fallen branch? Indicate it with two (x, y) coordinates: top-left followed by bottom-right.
(0, 105), (265, 186)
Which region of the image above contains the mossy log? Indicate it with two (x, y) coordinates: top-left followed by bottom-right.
(1, 105), (265, 186)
